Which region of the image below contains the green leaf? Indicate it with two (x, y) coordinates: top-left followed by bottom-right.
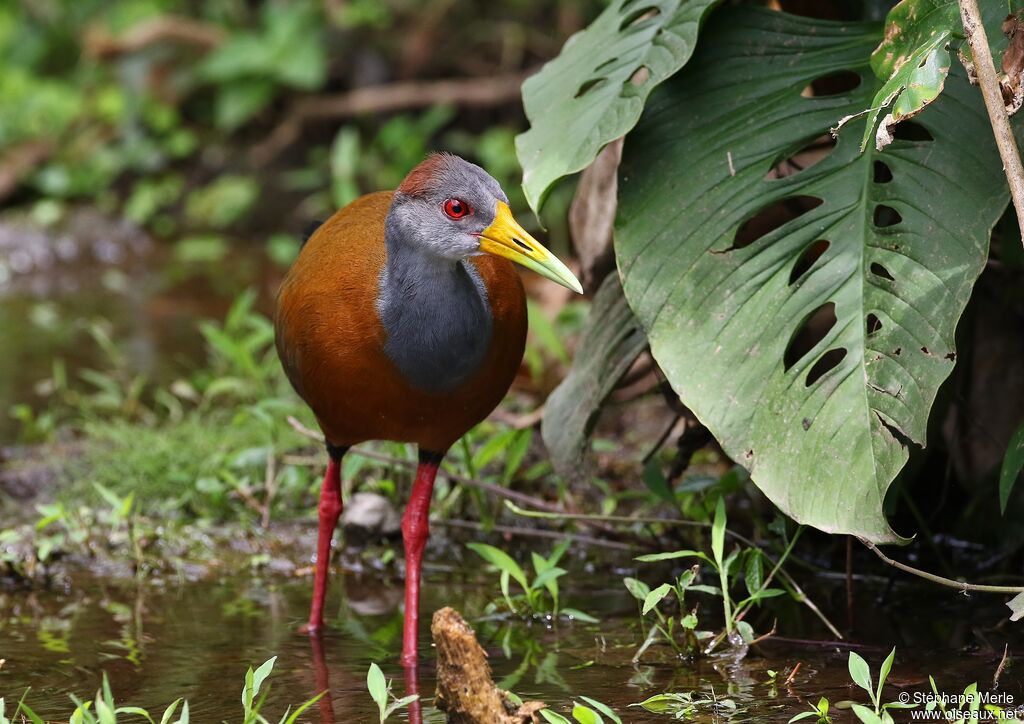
(532, 567), (568, 592)
(214, 80), (275, 130)
(571, 703), (603, 724)
(735, 620), (755, 643)
(367, 663), (388, 720)
(615, 7), (1007, 542)
(540, 710), (574, 724)
(876, 647), (896, 703)
(848, 652), (874, 695)
(840, 30), (951, 152)
(847, 0), (963, 150)
(631, 694), (691, 714)
(578, 697), (622, 724)
(467, 543), (530, 592)
(851, 703), (884, 724)
(158, 700), (182, 724)
(635, 549), (710, 564)
(744, 551), (764, 596)
(250, 657), (276, 700)
(623, 577), (651, 601)
(871, 0), (959, 81)
(561, 607), (600, 623)
(280, 691), (326, 724)
(1008, 591), (1024, 622)
(642, 583), (673, 615)
(542, 275), (647, 484)
(1000, 422), (1024, 513)
(711, 497), (726, 569)
(516, 0), (721, 211)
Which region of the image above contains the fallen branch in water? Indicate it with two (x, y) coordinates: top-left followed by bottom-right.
(252, 70), (534, 164)
(859, 538), (1024, 594)
(432, 607), (546, 724)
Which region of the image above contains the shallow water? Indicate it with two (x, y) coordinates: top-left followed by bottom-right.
(1, 547), (1020, 723)
(0, 208), (275, 443)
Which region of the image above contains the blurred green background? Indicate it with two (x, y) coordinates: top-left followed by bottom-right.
(0, 0), (601, 445)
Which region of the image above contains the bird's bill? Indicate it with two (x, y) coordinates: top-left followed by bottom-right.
(478, 202), (583, 294)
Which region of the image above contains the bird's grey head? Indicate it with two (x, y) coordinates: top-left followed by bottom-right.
(387, 153), (508, 260)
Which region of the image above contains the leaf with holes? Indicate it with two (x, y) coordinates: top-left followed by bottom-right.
(847, 0), (1024, 150)
(871, 0), (959, 81)
(839, 30), (951, 152)
(515, 0), (720, 211)
(615, 8), (1008, 542)
(542, 274), (647, 484)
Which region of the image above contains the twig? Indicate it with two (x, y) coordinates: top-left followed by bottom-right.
(83, 15), (224, 58)
(251, 70), (534, 164)
(436, 519), (634, 551)
(784, 662), (802, 686)
(994, 643), (1010, 689)
(959, 0), (1024, 246)
(488, 405), (545, 430)
(859, 538), (1024, 594)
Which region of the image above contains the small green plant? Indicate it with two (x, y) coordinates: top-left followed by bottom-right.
(630, 498), (795, 658)
(366, 663), (418, 724)
(789, 697), (832, 724)
(921, 678), (1006, 721)
(466, 540), (596, 621)
(533, 695), (622, 724)
(631, 691), (738, 719)
(1, 657), (320, 724)
(846, 648), (916, 724)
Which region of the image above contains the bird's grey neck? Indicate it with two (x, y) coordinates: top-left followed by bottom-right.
(377, 214), (493, 394)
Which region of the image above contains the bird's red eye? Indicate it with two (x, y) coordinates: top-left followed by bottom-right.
(442, 198), (471, 219)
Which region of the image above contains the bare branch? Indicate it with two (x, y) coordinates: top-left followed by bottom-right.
(959, 0), (1024, 247)
(251, 70), (534, 164)
(860, 537), (1024, 594)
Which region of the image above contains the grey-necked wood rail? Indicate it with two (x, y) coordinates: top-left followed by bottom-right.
(275, 153), (581, 665)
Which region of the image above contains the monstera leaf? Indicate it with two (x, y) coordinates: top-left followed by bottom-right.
(516, 0), (719, 212)
(615, 8), (1009, 542)
(844, 0), (1024, 150)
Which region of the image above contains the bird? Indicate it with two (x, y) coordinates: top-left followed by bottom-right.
(274, 152), (581, 665)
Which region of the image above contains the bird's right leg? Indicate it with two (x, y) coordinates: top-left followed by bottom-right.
(306, 443), (347, 633)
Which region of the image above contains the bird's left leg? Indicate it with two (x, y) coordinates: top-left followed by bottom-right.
(400, 449), (444, 666)
(305, 442), (348, 633)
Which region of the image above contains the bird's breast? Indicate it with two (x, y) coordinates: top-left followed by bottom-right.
(377, 254), (494, 394)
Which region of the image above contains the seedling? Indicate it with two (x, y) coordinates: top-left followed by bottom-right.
(467, 540), (596, 621)
(528, 695), (621, 724)
(631, 498), (795, 657)
(631, 691), (738, 719)
(846, 648), (916, 724)
(367, 663), (418, 724)
(789, 697), (832, 724)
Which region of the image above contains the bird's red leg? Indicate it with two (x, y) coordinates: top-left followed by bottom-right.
(400, 449), (444, 666)
(305, 444), (347, 633)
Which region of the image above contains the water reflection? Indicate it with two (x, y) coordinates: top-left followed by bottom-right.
(0, 564), (1019, 721)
